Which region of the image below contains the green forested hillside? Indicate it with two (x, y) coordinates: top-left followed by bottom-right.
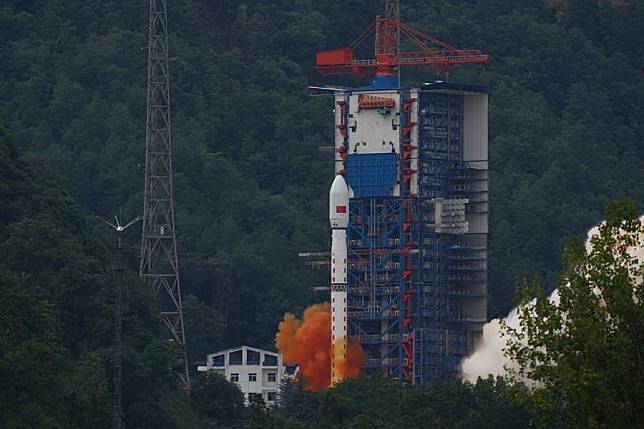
(1, 0), (643, 400)
(1, 0), (643, 427)
(0, 125), (535, 429)
(0, 128), (202, 427)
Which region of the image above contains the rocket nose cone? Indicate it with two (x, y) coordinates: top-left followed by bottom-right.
(330, 175), (349, 196)
(330, 175), (350, 228)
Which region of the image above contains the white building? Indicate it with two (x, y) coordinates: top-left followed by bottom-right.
(197, 345), (295, 406)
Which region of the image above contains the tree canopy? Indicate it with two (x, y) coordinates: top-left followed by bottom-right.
(504, 199), (644, 428)
(0, 126), (203, 427)
(273, 375), (536, 429)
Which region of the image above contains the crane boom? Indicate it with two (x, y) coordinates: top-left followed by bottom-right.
(315, 0), (488, 78)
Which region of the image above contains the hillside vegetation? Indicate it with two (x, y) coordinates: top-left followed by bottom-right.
(3, 0), (643, 344)
(0, 128), (201, 427)
(1, 0), (643, 427)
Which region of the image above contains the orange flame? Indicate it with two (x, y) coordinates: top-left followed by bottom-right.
(276, 303), (364, 391)
(334, 338), (364, 380)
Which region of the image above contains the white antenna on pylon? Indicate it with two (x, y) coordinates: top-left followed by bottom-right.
(97, 212), (141, 429)
(98, 213), (142, 235)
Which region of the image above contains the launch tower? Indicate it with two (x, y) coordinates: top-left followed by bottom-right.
(318, 1), (488, 383)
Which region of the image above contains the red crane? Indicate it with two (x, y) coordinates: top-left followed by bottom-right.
(315, 0), (488, 79)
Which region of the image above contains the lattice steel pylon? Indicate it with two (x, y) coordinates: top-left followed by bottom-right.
(140, 0), (190, 389)
(98, 214), (141, 429)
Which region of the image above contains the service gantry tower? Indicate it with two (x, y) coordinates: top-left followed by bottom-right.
(140, 0), (190, 389)
(316, 0), (489, 384)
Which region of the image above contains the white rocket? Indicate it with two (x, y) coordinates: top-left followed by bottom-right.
(329, 174), (349, 385)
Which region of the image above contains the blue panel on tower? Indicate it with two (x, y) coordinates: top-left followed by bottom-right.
(345, 153), (397, 198)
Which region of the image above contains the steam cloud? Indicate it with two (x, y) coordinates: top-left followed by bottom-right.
(276, 303), (365, 390)
(461, 215), (644, 382)
(460, 289), (561, 382)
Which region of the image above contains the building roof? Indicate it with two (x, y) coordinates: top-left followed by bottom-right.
(206, 345), (279, 357)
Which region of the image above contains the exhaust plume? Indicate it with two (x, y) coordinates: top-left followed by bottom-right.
(461, 215), (644, 382)
(333, 337), (364, 380)
(460, 290), (560, 382)
(276, 303), (364, 390)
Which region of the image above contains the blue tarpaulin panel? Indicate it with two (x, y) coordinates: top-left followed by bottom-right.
(345, 153), (397, 198)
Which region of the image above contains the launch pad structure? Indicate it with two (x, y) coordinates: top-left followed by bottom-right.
(335, 83), (488, 383)
(320, 0), (488, 384)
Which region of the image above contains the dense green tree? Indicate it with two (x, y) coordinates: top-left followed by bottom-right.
(504, 199), (644, 428)
(183, 294), (227, 368)
(0, 127), (201, 427)
(274, 376), (535, 429)
(191, 372), (246, 428)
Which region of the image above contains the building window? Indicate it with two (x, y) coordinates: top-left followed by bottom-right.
(230, 373), (239, 382)
(248, 373), (257, 382)
(248, 393), (262, 404)
(211, 354), (225, 366)
(229, 350), (242, 365)
(247, 350), (260, 365)
(263, 354), (278, 366)
(268, 372), (276, 383)
(267, 391), (277, 402)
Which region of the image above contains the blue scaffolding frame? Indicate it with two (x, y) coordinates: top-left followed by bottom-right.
(340, 84), (487, 384)
(413, 89), (487, 384)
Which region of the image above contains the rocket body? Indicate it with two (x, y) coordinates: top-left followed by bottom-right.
(329, 175), (349, 385)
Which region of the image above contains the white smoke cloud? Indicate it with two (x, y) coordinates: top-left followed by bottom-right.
(460, 215), (644, 382)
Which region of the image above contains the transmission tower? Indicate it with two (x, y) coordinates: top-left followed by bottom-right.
(140, 0), (190, 388)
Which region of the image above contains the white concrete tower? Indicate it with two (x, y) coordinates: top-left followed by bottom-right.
(329, 175), (349, 385)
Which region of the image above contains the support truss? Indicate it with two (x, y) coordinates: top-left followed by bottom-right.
(140, 0), (190, 389)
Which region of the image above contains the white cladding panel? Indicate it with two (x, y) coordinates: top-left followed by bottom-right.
(331, 289), (347, 384)
(463, 93), (488, 235)
(467, 214), (488, 234)
(463, 94), (488, 162)
(331, 291), (347, 343)
(347, 90), (401, 155)
(409, 88), (420, 195)
(331, 229), (347, 284)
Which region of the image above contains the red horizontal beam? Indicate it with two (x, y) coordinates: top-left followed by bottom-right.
(315, 51), (489, 76)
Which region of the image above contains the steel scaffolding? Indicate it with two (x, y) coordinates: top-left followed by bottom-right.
(413, 89), (487, 384)
(342, 83), (487, 384)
